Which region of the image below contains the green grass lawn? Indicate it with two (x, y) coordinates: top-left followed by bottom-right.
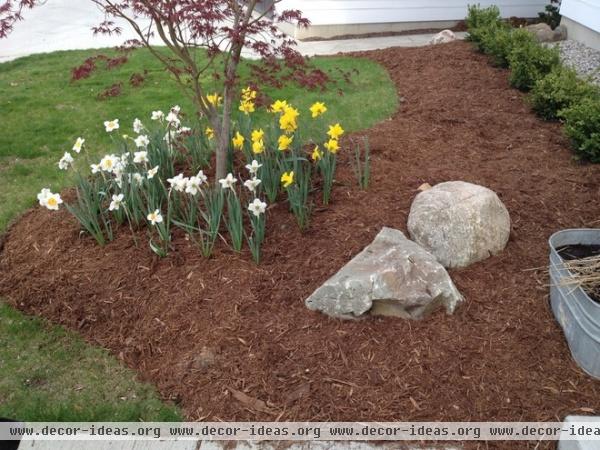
(0, 47), (397, 421)
(0, 304), (181, 421)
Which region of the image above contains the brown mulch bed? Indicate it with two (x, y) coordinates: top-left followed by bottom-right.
(2, 41), (600, 425)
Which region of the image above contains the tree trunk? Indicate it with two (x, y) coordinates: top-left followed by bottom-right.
(215, 91), (232, 181)
(215, 45), (241, 181)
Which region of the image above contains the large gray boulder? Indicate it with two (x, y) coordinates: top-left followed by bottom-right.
(407, 181), (510, 269)
(305, 227), (463, 320)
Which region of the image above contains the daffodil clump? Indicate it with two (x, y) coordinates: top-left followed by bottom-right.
(38, 88), (346, 262)
(231, 89), (344, 229)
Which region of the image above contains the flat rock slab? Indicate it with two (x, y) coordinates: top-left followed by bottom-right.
(305, 227), (463, 320)
(407, 181), (510, 269)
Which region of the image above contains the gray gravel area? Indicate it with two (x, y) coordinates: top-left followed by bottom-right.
(556, 40), (600, 86)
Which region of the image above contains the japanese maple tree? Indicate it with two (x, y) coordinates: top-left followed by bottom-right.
(1, 0), (318, 179)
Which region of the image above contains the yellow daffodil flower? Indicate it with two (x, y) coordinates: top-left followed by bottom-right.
(270, 99), (288, 113)
(241, 87), (257, 102)
(232, 131), (245, 150)
(281, 171), (294, 188)
(251, 128), (265, 143)
(310, 102), (327, 118)
(283, 105), (299, 120)
(279, 114), (297, 134)
(278, 134), (293, 151)
(279, 107), (299, 134)
(207, 93), (222, 107)
(205, 127), (214, 140)
(239, 100), (255, 115)
(327, 123), (344, 140)
(324, 138), (340, 154)
(311, 145), (323, 161)
(252, 139), (265, 154)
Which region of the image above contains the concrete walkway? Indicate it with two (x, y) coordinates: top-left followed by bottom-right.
(0, 0), (465, 63)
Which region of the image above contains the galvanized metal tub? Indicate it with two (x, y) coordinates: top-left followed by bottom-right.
(549, 229), (600, 379)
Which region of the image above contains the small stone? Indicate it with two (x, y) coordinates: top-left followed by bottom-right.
(407, 181), (511, 269)
(418, 183), (432, 191)
(305, 227), (463, 320)
(190, 347), (216, 371)
(429, 29), (456, 45)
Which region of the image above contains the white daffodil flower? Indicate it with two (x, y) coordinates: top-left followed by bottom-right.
(244, 177), (261, 194)
(166, 111), (180, 128)
(37, 188), (51, 206)
(133, 118), (143, 134)
(196, 170), (208, 185)
(248, 198), (267, 217)
(171, 105), (181, 114)
(39, 191), (63, 211)
(109, 193), (124, 211)
(147, 165), (159, 179)
(218, 173), (237, 190)
(133, 173), (144, 184)
(72, 137), (85, 153)
(177, 126), (191, 135)
(104, 119), (119, 132)
(245, 159), (262, 175)
(167, 173), (188, 192)
(147, 209), (163, 225)
(185, 176), (203, 195)
(99, 154), (118, 172)
(90, 163), (100, 174)
(58, 151), (74, 170)
(134, 134), (150, 148)
(133, 150), (148, 164)
(163, 129), (177, 146)
(151, 110), (164, 121)
(113, 168), (124, 188)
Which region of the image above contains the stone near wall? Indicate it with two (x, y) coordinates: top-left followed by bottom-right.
(305, 227), (464, 320)
(429, 30), (457, 45)
(526, 22), (566, 42)
(407, 181), (510, 269)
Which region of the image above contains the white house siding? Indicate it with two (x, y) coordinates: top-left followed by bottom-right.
(277, 0), (550, 26)
(560, 0), (600, 33)
(559, 0), (600, 50)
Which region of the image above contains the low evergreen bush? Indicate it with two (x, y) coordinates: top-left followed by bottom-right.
(507, 39), (561, 91)
(530, 66), (599, 120)
(465, 4), (503, 50)
(561, 97), (600, 162)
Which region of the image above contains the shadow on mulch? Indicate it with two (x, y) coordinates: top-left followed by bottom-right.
(2, 42), (600, 438)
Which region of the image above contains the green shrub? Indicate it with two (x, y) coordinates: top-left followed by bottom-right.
(561, 97), (600, 162)
(466, 4), (503, 49)
(480, 23), (513, 67)
(538, 0), (562, 30)
(508, 38), (561, 91)
(530, 66), (599, 120)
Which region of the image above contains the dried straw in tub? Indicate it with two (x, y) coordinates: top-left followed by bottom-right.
(559, 254), (600, 297)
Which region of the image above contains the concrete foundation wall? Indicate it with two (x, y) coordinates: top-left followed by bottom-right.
(561, 17), (600, 51)
(278, 20), (460, 40)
